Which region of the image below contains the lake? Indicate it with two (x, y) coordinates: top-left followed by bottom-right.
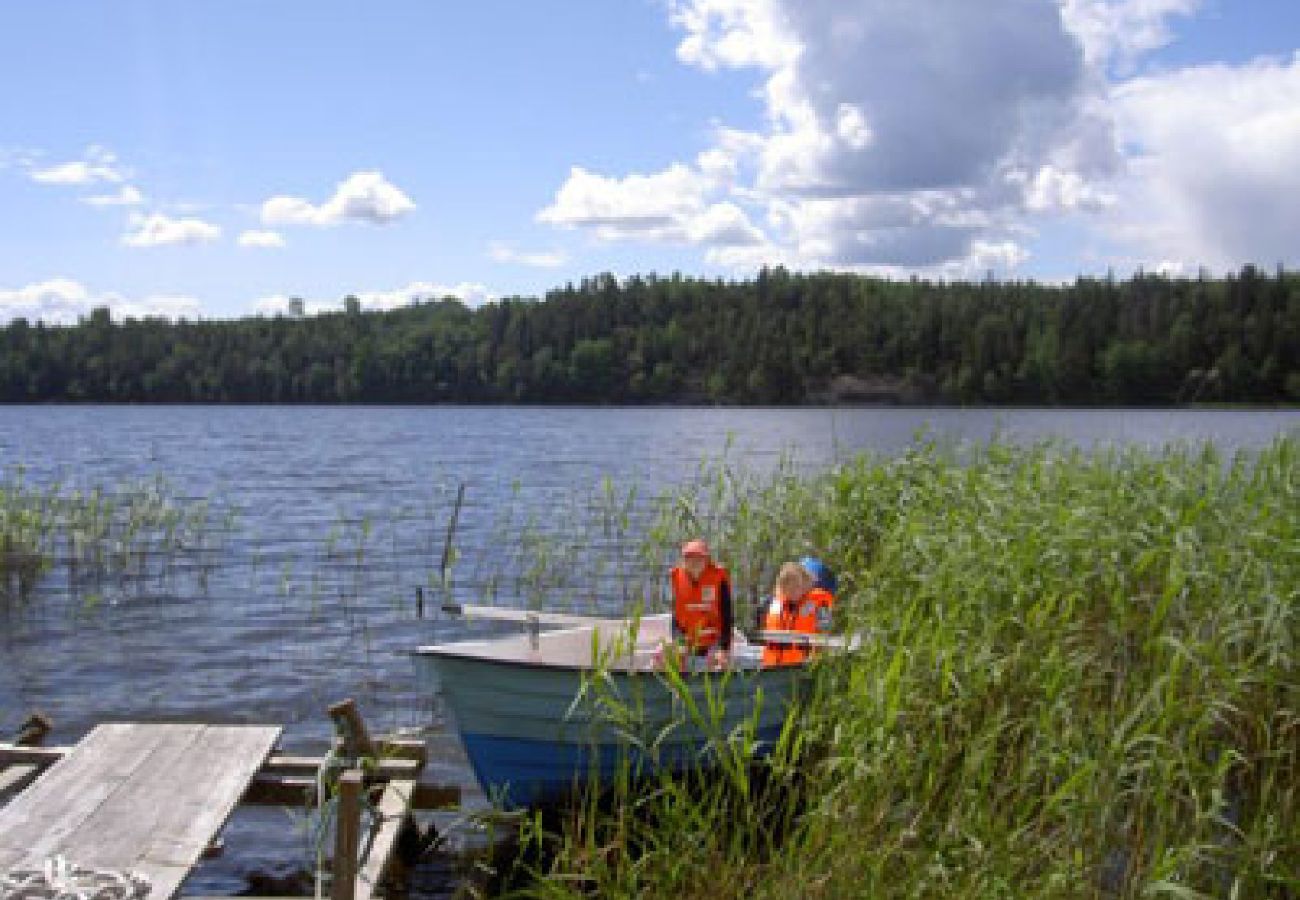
(1, 405), (1297, 892)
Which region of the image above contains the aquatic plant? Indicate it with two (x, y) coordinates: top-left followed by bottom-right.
(508, 436), (1299, 898)
(0, 470), (231, 605)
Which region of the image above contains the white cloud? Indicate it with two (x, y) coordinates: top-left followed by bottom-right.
(253, 281), (497, 317)
(122, 213), (222, 248)
(669, 0), (799, 71)
(1016, 164), (1116, 213)
(538, 152), (768, 249)
(541, 0), (1120, 276)
(358, 281), (496, 310)
(835, 103), (873, 150)
(1105, 52), (1300, 270)
(260, 197), (318, 226)
(0, 278), (202, 324)
(538, 164), (708, 236)
(488, 242), (567, 268)
(260, 170), (416, 227)
(237, 229), (286, 249)
(30, 146), (127, 185)
(1059, 0), (1200, 70)
(82, 185), (144, 207)
(546, 1), (1293, 277)
(685, 201), (764, 245)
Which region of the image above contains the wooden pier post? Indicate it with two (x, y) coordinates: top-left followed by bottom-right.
(327, 699), (375, 759)
(0, 711), (53, 802)
(15, 712), (53, 747)
(332, 770), (363, 900)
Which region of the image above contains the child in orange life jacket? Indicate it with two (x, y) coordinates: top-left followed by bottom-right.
(657, 538), (733, 672)
(761, 561), (835, 667)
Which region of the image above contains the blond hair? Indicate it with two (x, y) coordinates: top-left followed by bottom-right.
(774, 562), (812, 600)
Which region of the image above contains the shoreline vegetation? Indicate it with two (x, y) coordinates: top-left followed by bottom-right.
(0, 473), (227, 606)
(3, 436), (1296, 896)
(507, 437), (1297, 898)
(2, 266), (1298, 406)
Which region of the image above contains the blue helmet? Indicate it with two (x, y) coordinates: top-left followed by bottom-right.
(799, 556), (837, 593)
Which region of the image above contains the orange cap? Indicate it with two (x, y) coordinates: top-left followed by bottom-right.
(681, 538), (710, 558)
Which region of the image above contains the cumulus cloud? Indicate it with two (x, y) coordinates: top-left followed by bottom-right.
(122, 213), (222, 248)
(261, 170), (416, 227)
(539, 164), (708, 237)
(539, 0), (1124, 274)
(538, 151), (768, 250)
(253, 281), (497, 317)
(82, 185), (144, 207)
(488, 242), (567, 268)
(685, 201), (764, 245)
(1105, 52), (1300, 270)
(1060, 0), (1200, 71)
(669, 0), (799, 71)
(237, 229), (286, 249)
(545, 0), (1292, 277)
(0, 278), (202, 324)
(29, 145), (127, 185)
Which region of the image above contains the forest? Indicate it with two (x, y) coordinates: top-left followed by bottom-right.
(1, 265), (1297, 405)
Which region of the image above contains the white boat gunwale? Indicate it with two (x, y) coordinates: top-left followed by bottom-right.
(414, 613), (787, 674)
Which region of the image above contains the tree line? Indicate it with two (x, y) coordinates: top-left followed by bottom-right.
(1, 266), (1297, 405)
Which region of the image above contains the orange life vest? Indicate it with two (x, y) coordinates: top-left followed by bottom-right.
(670, 563), (729, 651)
(762, 587), (834, 667)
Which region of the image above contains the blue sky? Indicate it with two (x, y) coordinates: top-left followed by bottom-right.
(2, 0), (1298, 321)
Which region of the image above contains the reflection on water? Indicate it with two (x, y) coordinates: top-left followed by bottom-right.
(0, 405), (1296, 892)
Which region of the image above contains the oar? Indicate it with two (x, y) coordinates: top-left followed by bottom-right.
(441, 603), (626, 629)
(755, 630), (862, 651)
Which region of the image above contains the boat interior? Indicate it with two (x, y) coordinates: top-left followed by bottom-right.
(416, 613), (763, 672)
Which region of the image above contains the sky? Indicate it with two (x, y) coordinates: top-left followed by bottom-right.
(2, 0), (1299, 322)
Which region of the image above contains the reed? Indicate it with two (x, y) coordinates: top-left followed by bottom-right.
(0, 470), (231, 605)
(509, 436), (1299, 898)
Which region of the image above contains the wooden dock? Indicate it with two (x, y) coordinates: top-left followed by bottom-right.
(0, 702), (460, 900)
(0, 724), (279, 900)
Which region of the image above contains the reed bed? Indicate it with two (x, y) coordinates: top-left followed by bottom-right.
(511, 436), (1299, 899)
(0, 470), (229, 605)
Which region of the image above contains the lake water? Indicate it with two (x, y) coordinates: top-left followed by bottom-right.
(1, 405), (1297, 893)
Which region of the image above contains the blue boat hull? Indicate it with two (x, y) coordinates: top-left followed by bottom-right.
(461, 722), (788, 808)
(414, 617), (805, 808)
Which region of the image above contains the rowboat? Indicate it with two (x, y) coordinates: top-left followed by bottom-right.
(413, 607), (809, 809)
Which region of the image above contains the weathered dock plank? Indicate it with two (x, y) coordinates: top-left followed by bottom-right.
(354, 779), (417, 900)
(0, 723), (280, 900)
(0, 765), (41, 803)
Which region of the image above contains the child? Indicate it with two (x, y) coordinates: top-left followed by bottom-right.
(761, 561), (834, 667)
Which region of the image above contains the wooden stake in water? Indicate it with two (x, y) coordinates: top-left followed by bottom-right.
(438, 482), (466, 591)
(332, 770), (363, 900)
(418, 482), (466, 619)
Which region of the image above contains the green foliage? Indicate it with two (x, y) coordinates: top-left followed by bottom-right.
(513, 436), (1300, 898)
(2, 266), (1297, 405)
(0, 471), (228, 604)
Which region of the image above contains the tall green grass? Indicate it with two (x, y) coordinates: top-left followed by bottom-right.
(511, 437), (1298, 898)
(0, 470), (228, 605)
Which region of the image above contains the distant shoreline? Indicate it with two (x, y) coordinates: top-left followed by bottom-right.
(2, 399), (1297, 410)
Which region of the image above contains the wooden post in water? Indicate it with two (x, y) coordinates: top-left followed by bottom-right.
(0, 712), (54, 802)
(327, 699), (375, 759)
(332, 770), (363, 900)
(15, 712), (52, 746)
(439, 483), (465, 593)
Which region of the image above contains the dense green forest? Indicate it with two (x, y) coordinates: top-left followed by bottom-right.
(1, 266), (1297, 405)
